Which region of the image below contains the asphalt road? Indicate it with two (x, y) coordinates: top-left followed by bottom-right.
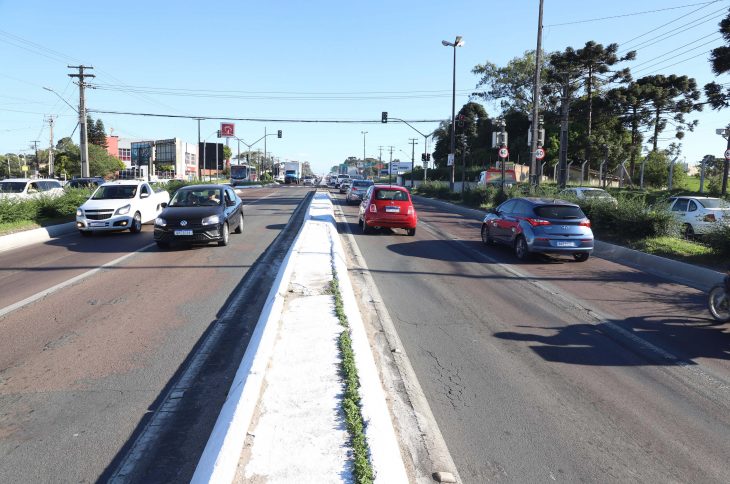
(334, 190), (730, 483)
(0, 185), (313, 483)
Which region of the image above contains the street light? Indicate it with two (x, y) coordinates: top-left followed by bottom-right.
(361, 131), (368, 166)
(442, 35), (464, 190)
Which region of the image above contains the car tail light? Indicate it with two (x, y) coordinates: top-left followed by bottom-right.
(704, 214), (716, 222)
(525, 217), (551, 226)
(369, 204), (377, 213)
(579, 219), (591, 227)
(407, 206), (414, 215)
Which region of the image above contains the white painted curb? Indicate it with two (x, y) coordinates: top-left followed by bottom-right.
(328, 193), (410, 483)
(0, 222), (76, 253)
(191, 205), (307, 484)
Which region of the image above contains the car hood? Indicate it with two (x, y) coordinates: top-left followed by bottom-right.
(158, 205), (221, 221)
(79, 198), (136, 209)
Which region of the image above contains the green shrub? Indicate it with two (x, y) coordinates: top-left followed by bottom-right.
(703, 224), (730, 257)
(36, 190), (91, 219)
(580, 197), (679, 241)
(0, 198), (38, 223)
(165, 179), (193, 196)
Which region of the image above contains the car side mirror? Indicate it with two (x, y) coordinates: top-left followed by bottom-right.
(487, 208), (498, 214)
(160, 202), (167, 208)
(227, 199), (236, 207)
(140, 192), (150, 199)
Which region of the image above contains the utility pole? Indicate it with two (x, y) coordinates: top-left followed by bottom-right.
(196, 118), (202, 180)
(46, 115), (56, 177)
(388, 146), (395, 185)
(558, 74), (571, 189)
(68, 65), (95, 177)
(530, 0), (544, 188)
(30, 140), (40, 176)
(409, 138), (418, 188)
(264, 127), (267, 178)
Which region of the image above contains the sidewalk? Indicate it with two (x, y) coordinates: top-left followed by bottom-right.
(192, 192), (409, 483)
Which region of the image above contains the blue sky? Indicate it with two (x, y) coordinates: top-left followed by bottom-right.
(1, 0), (729, 174)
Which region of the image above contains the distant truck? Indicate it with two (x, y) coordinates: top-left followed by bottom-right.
(284, 162), (301, 184)
(76, 180), (170, 236)
(478, 169), (517, 187)
(230, 165), (249, 186)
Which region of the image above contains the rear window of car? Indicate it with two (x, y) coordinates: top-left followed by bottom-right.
(534, 205), (585, 219)
(699, 198), (730, 209)
(352, 181), (373, 187)
(374, 189), (409, 201)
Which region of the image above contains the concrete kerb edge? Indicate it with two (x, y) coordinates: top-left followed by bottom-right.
(0, 221), (76, 253)
(191, 197), (311, 484)
(326, 192), (410, 483)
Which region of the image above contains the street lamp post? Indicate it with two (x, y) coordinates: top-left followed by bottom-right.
(442, 35), (464, 190)
(361, 131), (368, 168)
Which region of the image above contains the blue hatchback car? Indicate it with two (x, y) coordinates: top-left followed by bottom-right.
(481, 197), (594, 262)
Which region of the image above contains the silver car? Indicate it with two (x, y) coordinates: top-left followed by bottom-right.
(481, 197), (594, 262)
(346, 180), (374, 204)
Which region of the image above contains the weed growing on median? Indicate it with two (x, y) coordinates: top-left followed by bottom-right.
(328, 275), (374, 484)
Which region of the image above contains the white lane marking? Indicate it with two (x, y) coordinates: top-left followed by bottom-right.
(418, 219), (730, 398)
(0, 242), (156, 319)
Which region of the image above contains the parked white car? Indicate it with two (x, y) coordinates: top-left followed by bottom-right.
(668, 196), (730, 236)
(0, 178), (64, 199)
(76, 180), (170, 236)
(559, 187), (618, 205)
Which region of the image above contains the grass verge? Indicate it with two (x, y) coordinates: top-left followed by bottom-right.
(329, 273), (374, 484)
(627, 236), (723, 271)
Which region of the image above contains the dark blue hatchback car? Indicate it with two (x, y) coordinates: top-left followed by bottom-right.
(481, 197), (594, 262)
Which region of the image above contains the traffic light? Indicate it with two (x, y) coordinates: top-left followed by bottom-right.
(217, 130), (221, 138)
(277, 130), (282, 138)
(457, 114), (465, 127)
(381, 111), (388, 123)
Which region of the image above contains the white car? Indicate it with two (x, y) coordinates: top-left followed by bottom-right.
(559, 187), (617, 205)
(0, 178), (64, 199)
(76, 180), (170, 236)
(668, 196), (730, 236)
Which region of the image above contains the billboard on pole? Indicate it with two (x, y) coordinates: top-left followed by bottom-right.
(220, 123), (235, 138)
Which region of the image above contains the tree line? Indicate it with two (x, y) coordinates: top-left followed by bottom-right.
(430, 8), (730, 192)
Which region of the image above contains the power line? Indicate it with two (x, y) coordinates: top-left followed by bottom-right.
(620, 2), (728, 50)
(87, 109), (443, 123)
(643, 48), (717, 74)
(630, 32), (720, 68)
(547, 1), (723, 27)
(632, 36), (723, 73)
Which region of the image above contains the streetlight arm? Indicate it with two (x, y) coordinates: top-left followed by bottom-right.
(389, 117), (435, 139)
(42, 87), (78, 114)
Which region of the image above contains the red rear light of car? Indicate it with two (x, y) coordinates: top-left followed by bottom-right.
(704, 214), (716, 222)
(525, 217), (551, 226)
(579, 219), (591, 227)
(407, 205), (414, 215)
(369, 204), (377, 213)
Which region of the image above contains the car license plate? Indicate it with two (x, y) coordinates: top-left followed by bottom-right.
(89, 222), (106, 227)
(174, 229), (193, 236)
(556, 241), (574, 247)
(385, 206), (400, 213)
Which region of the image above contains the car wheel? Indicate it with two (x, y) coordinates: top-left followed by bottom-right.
(218, 222), (230, 246)
(362, 221), (371, 234)
(79, 230), (92, 237)
(358, 217), (363, 227)
(481, 224), (494, 245)
(573, 252), (589, 262)
(406, 228), (416, 236)
(514, 235), (530, 260)
(129, 212), (142, 233)
(156, 241), (170, 249)
(234, 212), (244, 234)
(682, 223), (695, 238)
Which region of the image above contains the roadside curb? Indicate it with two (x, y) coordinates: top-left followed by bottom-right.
(0, 222), (76, 253)
(412, 194), (724, 291)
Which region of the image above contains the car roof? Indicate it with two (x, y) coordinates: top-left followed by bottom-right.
(515, 196), (579, 206)
(100, 180), (150, 186)
(3, 178), (34, 182)
(176, 184), (228, 190)
(373, 184), (409, 191)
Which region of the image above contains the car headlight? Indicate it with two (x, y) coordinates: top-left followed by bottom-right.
(76, 208), (83, 217)
(115, 204), (131, 216)
(202, 214), (220, 225)
(155, 217), (167, 227)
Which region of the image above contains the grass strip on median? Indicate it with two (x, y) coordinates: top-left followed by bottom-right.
(329, 272), (375, 484)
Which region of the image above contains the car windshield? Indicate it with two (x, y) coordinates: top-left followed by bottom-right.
(170, 189), (221, 207)
(582, 190), (611, 198)
(0, 182), (27, 193)
(353, 181), (373, 187)
(699, 198), (730, 209)
(534, 205), (585, 219)
(374, 189), (409, 201)
(92, 185), (137, 199)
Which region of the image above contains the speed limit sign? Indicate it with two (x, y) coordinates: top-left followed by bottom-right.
(535, 147), (546, 160)
(498, 147), (509, 159)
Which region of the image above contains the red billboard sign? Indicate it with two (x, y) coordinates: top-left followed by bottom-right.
(220, 123), (235, 137)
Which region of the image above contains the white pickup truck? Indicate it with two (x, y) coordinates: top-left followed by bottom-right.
(76, 180), (170, 236)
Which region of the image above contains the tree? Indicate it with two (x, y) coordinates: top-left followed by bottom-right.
(548, 41), (635, 166)
(223, 145), (232, 161)
(472, 50), (550, 114)
(88, 144), (124, 177)
(607, 82), (653, 176)
(86, 116), (108, 148)
(705, 8), (730, 109)
(636, 74), (701, 151)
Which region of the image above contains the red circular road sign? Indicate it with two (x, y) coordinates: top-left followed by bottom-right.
(535, 147), (546, 160)
(725, 149), (730, 160)
(498, 147), (509, 159)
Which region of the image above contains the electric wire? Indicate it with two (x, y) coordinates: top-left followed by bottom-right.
(629, 32), (721, 68)
(632, 37), (723, 73)
(547, 2), (722, 27)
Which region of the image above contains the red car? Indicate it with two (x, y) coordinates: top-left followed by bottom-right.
(358, 185), (417, 236)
